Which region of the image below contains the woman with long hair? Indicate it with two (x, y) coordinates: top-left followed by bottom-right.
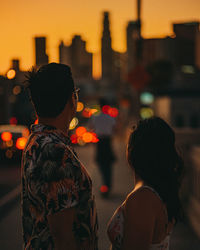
(107, 117), (183, 250)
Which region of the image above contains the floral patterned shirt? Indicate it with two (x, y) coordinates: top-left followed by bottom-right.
(21, 124), (98, 250)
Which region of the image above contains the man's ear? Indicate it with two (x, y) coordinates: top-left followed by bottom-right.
(71, 95), (77, 114)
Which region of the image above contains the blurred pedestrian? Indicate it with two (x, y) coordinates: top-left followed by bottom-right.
(107, 117), (183, 250)
(21, 63), (98, 250)
(89, 98), (116, 198)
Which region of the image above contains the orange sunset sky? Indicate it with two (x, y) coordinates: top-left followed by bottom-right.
(0, 0), (200, 78)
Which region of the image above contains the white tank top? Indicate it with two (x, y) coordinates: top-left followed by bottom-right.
(107, 185), (172, 250)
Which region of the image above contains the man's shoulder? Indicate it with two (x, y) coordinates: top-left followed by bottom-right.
(24, 132), (83, 182)
(24, 132), (67, 170)
(27, 131), (66, 151)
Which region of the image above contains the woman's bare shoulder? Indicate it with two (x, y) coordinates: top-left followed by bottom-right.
(124, 186), (163, 213)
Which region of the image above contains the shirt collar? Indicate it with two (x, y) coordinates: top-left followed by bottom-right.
(30, 123), (71, 145)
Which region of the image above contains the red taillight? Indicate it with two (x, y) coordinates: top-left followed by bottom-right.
(9, 117), (18, 125)
(91, 132), (99, 143)
(1, 132), (12, 142)
(70, 134), (78, 144)
(16, 137), (27, 150)
(100, 185), (109, 193)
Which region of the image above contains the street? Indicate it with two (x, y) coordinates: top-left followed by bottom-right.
(0, 137), (200, 250)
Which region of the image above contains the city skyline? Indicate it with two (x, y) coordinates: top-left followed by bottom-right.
(0, 0), (200, 78)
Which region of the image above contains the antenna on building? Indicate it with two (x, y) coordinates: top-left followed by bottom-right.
(135, 0), (142, 63)
(137, 0), (141, 23)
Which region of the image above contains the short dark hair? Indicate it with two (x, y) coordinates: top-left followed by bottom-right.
(25, 63), (75, 118)
(127, 117), (184, 222)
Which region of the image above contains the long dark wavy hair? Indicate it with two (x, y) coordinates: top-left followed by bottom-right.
(127, 117), (183, 222)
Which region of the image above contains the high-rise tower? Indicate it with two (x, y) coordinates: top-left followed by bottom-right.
(126, 0), (143, 72)
(173, 22), (200, 67)
(126, 21), (139, 72)
(35, 37), (49, 68)
(101, 11), (113, 80)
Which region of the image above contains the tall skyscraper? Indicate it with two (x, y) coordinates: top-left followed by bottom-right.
(59, 35), (92, 79)
(142, 37), (175, 66)
(126, 21), (139, 72)
(101, 11), (113, 80)
(126, 0), (143, 72)
(35, 37), (49, 68)
(59, 41), (71, 66)
(173, 22), (200, 67)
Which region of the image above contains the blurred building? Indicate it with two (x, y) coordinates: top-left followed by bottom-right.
(126, 21), (200, 74)
(196, 31), (200, 69)
(9, 59), (26, 83)
(0, 76), (12, 124)
(59, 35), (92, 79)
(59, 41), (71, 66)
(101, 11), (113, 80)
(142, 37), (175, 66)
(173, 22), (200, 68)
(154, 93), (200, 128)
(35, 37), (49, 68)
(1, 58), (36, 126)
(153, 70), (200, 129)
(126, 21), (141, 72)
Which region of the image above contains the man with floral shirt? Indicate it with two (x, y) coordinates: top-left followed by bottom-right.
(21, 63), (98, 250)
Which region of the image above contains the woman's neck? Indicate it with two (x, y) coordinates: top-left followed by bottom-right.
(134, 174), (145, 191)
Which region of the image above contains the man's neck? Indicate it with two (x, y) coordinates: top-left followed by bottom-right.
(39, 117), (69, 136)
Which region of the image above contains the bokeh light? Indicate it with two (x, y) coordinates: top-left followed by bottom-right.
(91, 108), (98, 115)
(120, 99), (130, 108)
(82, 132), (93, 143)
(82, 108), (92, 118)
(108, 107), (119, 118)
(1, 132), (12, 141)
(16, 137), (27, 150)
(6, 140), (13, 147)
(140, 107), (154, 119)
(102, 105), (119, 118)
(9, 117), (18, 125)
(100, 185), (109, 193)
(91, 132), (99, 143)
(77, 137), (86, 146)
(69, 117), (79, 130)
(34, 119), (38, 125)
(13, 85), (21, 95)
(92, 105), (101, 116)
(76, 126), (87, 137)
(70, 134), (78, 144)
(102, 105), (110, 114)
(7, 69), (16, 79)
(76, 102), (84, 112)
(140, 92), (154, 105)
(71, 130), (99, 144)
